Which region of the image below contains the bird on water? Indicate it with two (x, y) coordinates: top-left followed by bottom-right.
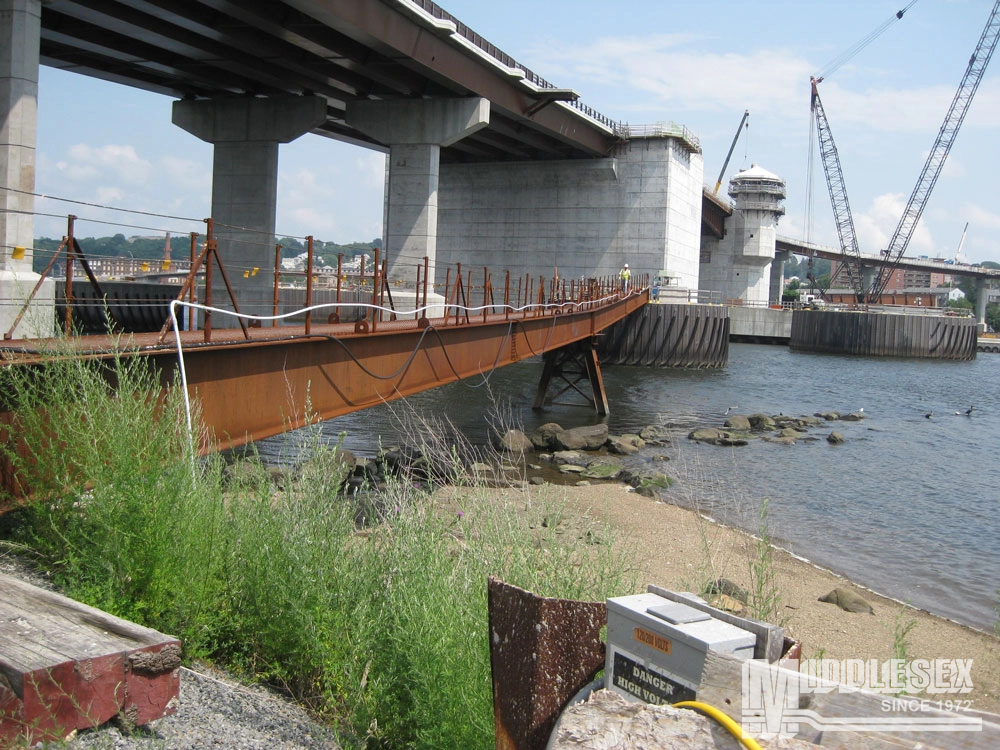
(925, 411), (933, 419)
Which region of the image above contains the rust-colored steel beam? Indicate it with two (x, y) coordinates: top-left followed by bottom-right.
(0, 287), (647, 455)
(168, 293), (645, 451)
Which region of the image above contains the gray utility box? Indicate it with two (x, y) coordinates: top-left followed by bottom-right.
(606, 592), (756, 705)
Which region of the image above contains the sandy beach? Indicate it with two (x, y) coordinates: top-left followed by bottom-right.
(502, 481), (1000, 716)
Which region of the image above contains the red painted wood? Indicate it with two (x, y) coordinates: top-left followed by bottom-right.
(0, 573), (180, 744)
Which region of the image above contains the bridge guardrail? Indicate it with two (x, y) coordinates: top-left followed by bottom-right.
(653, 288), (722, 305)
(409, 0), (625, 135)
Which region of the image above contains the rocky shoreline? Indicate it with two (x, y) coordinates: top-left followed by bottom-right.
(316, 408), (868, 504)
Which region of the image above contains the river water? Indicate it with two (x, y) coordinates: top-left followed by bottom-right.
(256, 343), (1000, 632)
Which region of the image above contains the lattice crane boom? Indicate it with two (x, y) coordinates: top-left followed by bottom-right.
(713, 109), (749, 196)
(870, 0), (1000, 301)
(810, 77), (866, 301)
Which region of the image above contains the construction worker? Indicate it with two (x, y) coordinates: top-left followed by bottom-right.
(619, 263), (631, 292)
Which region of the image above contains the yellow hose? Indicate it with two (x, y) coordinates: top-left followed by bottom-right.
(672, 700), (763, 750)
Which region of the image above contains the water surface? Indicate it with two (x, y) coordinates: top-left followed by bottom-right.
(257, 344), (1000, 631)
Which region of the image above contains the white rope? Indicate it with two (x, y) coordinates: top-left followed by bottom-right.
(167, 291), (627, 448)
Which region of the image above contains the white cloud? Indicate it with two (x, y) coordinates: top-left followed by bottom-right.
(816, 83), (964, 133)
(530, 35), (812, 119)
(54, 159), (100, 182)
(855, 192), (935, 256)
(964, 203), (1000, 229)
(65, 143), (153, 184)
(94, 186), (126, 206)
(356, 152), (387, 190)
(159, 155), (209, 194)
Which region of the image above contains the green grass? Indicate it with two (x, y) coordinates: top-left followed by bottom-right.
(0, 346), (632, 748)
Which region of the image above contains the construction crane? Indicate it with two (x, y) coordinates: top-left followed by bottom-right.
(811, 0), (1000, 304)
(809, 79), (865, 301)
(713, 109), (749, 195)
(869, 0), (1000, 300)
(807, 3), (917, 302)
(954, 221), (970, 263)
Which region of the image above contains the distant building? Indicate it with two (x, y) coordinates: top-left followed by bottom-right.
(71, 256), (192, 282)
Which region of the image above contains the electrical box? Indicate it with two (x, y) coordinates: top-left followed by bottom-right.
(605, 592), (756, 705)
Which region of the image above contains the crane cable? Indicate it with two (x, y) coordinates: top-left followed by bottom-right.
(815, 1), (919, 83)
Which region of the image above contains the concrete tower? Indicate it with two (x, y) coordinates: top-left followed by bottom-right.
(699, 164), (786, 306)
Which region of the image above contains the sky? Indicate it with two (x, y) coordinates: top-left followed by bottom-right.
(32, 0), (1000, 264)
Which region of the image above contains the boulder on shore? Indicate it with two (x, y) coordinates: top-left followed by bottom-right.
(688, 428), (748, 447)
(607, 434), (642, 455)
(689, 427), (725, 443)
(498, 428), (533, 454)
(748, 413), (777, 431)
(529, 422), (565, 450)
(551, 449), (589, 466)
(638, 424), (671, 445)
(555, 424), (609, 451)
(819, 587), (874, 614)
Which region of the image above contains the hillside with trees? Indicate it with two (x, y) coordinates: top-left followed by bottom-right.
(32, 234), (381, 275)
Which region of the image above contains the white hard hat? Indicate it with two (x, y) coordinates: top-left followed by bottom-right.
(624, 263), (629, 268)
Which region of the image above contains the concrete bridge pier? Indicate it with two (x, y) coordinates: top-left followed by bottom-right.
(346, 97), (489, 311)
(699, 164), (785, 306)
(861, 266), (878, 299)
(770, 249), (790, 305)
(975, 278), (989, 331)
(172, 95), (327, 324)
(0, 0), (54, 339)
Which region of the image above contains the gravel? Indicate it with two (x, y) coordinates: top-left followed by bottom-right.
(65, 665), (341, 750)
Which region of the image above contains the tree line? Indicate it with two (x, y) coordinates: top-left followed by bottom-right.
(31, 234), (382, 275)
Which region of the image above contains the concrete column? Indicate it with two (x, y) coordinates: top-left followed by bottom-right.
(346, 98), (489, 294)
(384, 143), (440, 285)
(0, 0), (53, 338)
(769, 250), (790, 305)
(975, 279), (988, 331)
(861, 266), (878, 298)
(173, 95), (327, 322)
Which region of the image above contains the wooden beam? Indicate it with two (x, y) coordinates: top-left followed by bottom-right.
(0, 573), (181, 745)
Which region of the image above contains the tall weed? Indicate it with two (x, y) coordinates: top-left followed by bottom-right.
(0, 349), (632, 748)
